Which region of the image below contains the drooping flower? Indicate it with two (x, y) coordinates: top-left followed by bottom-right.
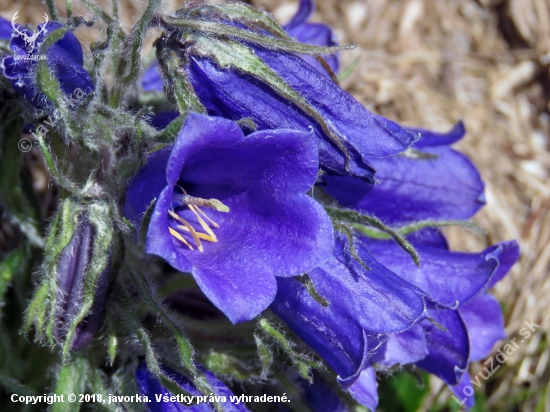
(149, 2), (417, 182)
(270, 232), (427, 410)
(363, 236), (519, 409)
(123, 113), (333, 323)
(323, 121), (486, 223)
(135, 361), (249, 411)
(0, 19), (94, 110)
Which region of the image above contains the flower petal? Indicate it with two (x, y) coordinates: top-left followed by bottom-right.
(362, 239), (507, 308)
(346, 366), (379, 411)
(409, 121), (465, 148)
(416, 309), (469, 385)
(369, 324), (428, 366)
(449, 372), (476, 410)
(459, 293), (506, 362)
(307, 234), (426, 333)
(486, 240), (520, 289)
(272, 277), (370, 384)
(324, 145), (485, 224)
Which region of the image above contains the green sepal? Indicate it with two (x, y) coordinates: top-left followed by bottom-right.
(162, 16), (353, 56)
(254, 333), (272, 379)
(154, 113), (188, 143)
(51, 357), (88, 412)
(296, 274), (329, 307)
(203, 352), (253, 381)
(258, 318), (323, 383)
(326, 207), (421, 267)
(38, 27), (69, 55)
(156, 48), (206, 114)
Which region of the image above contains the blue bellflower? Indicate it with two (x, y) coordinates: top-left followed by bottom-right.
(364, 236), (519, 409)
(124, 113), (333, 323)
(145, 0), (418, 182)
(0, 19), (94, 110)
(282, 0), (340, 75)
(323, 122), (487, 223)
(270, 232), (427, 410)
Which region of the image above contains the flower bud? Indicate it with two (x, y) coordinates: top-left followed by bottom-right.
(54, 216), (111, 351)
(25, 199), (115, 354)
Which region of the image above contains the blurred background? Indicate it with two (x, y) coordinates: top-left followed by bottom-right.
(0, 0), (548, 410)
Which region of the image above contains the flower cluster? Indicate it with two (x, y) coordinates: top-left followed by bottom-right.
(0, 1), (520, 411)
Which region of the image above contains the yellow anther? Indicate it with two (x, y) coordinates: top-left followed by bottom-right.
(168, 210), (204, 252)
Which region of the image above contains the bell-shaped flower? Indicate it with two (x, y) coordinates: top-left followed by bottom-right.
(148, 2), (417, 182)
(0, 19), (94, 110)
(283, 0), (340, 75)
(124, 113), (333, 324)
(323, 122), (486, 223)
(363, 236), (519, 409)
(270, 232), (426, 410)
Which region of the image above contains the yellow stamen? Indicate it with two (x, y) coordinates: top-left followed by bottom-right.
(168, 210), (204, 252)
(177, 224), (217, 242)
(169, 227), (194, 250)
(187, 204), (218, 240)
(194, 205), (220, 228)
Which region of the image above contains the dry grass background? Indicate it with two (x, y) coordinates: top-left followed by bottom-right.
(0, 0), (548, 410)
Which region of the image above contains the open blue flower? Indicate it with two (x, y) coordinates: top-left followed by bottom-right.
(124, 113), (333, 323)
(0, 20), (94, 110)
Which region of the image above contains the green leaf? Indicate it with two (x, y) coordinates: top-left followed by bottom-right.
(0, 372), (35, 396)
